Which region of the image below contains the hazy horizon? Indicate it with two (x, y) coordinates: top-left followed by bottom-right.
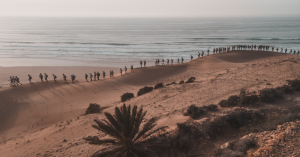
(1, 0), (300, 18)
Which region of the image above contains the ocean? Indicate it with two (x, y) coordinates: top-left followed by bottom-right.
(0, 17), (300, 67)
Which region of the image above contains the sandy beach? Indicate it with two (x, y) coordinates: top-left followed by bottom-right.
(2, 50), (300, 156)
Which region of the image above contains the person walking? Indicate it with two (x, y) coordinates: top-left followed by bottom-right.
(181, 57), (184, 64)
(201, 51), (204, 57)
(198, 52), (200, 57)
(71, 74), (76, 83)
(177, 58), (180, 64)
(94, 71), (97, 81)
(144, 60), (146, 67)
(125, 66), (127, 73)
(171, 59), (173, 65)
(103, 71), (106, 79)
(191, 55), (193, 60)
(15, 76), (22, 86)
(97, 71), (100, 80)
(39, 73), (43, 82)
(131, 65), (133, 72)
(120, 68), (123, 76)
(44, 73), (48, 82)
(85, 73), (88, 81)
(167, 58), (169, 65)
(9, 76), (14, 87)
(63, 74), (68, 83)
(52, 74), (57, 83)
(140, 61), (142, 67)
(28, 74), (33, 84)
(90, 73), (93, 81)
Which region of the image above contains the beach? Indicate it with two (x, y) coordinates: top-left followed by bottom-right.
(2, 50), (300, 156)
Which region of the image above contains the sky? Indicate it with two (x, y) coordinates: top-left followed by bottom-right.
(0, 0), (300, 17)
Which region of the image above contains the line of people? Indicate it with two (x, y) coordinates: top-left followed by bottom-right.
(9, 76), (22, 87)
(26, 73), (76, 85)
(154, 57), (185, 66)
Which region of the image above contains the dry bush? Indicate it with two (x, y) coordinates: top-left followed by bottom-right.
(166, 82), (176, 86)
(154, 83), (164, 89)
(276, 85), (295, 94)
(259, 88), (283, 103)
(228, 95), (240, 106)
(85, 103), (101, 115)
(137, 86), (153, 96)
(218, 95), (239, 107)
(185, 77), (196, 83)
(240, 95), (259, 105)
(184, 104), (205, 119)
(121, 92), (134, 102)
(205, 104), (218, 111)
(179, 81), (184, 84)
(218, 100), (229, 107)
(287, 79), (300, 91)
(214, 137), (256, 157)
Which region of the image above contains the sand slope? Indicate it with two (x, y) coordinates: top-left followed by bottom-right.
(1, 50), (294, 157)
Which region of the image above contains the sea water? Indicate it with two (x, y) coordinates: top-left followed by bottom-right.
(0, 17), (299, 67)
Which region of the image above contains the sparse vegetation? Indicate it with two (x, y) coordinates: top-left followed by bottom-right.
(166, 82), (176, 86)
(276, 85), (295, 94)
(205, 104), (218, 111)
(185, 77), (196, 83)
(84, 104), (169, 157)
(287, 79), (300, 91)
(259, 88), (282, 103)
(240, 95), (259, 105)
(228, 95), (240, 106)
(154, 83), (164, 89)
(184, 104), (205, 119)
(85, 103), (101, 115)
(137, 86), (154, 96)
(218, 95), (239, 107)
(214, 136), (257, 157)
(179, 81), (184, 84)
(120, 92), (134, 102)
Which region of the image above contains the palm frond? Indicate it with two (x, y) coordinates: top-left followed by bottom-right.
(105, 112), (121, 132)
(131, 108), (147, 138)
(91, 146), (124, 157)
(133, 117), (159, 142)
(141, 126), (168, 140)
(83, 136), (118, 145)
(92, 119), (123, 141)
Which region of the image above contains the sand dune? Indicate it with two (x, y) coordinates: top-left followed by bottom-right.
(0, 50), (289, 156)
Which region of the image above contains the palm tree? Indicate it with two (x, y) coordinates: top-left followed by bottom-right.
(84, 104), (169, 157)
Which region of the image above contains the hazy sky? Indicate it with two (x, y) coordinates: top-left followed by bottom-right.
(1, 0), (300, 17)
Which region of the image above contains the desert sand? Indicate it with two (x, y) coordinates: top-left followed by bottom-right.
(1, 50), (300, 157)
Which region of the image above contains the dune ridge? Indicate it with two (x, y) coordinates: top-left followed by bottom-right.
(1, 50), (297, 157)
